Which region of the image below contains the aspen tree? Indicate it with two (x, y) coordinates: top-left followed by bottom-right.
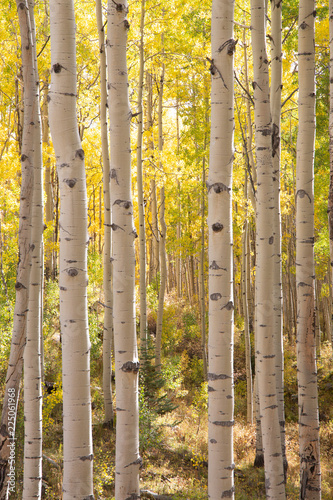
(0, 1), (36, 496)
(270, 0), (287, 472)
(155, 186), (167, 372)
(207, 1), (235, 498)
(150, 178), (159, 283)
(200, 153), (208, 381)
(107, 1), (140, 497)
(155, 59), (166, 372)
(137, 0), (148, 348)
(48, 0), (94, 497)
(42, 91), (55, 280)
(22, 0), (44, 497)
(296, 0), (321, 496)
(329, 0), (333, 349)
(242, 172), (253, 424)
(251, 0), (286, 496)
(96, 0), (114, 426)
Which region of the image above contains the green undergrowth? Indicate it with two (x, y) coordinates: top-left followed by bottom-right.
(0, 262), (332, 498)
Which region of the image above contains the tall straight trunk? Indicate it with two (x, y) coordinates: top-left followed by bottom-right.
(254, 375), (264, 467)
(22, 1), (43, 498)
(270, 0), (287, 473)
(155, 58), (166, 371)
(150, 178), (159, 282)
(207, 1), (235, 498)
(242, 172), (253, 424)
(96, 0), (114, 425)
(296, 0), (321, 497)
(176, 181), (182, 298)
(175, 94), (182, 299)
(137, 0), (147, 348)
(48, 0), (94, 497)
(243, 27), (257, 210)
(329, 0), (333, 350)
(200, 156), (207, 381)
(155, 187), (167, 372)
(107, 1), (140, 497)
(251, 0), (285, 496)
(42, 85), (55, 280)
(0, 1), (35, 496)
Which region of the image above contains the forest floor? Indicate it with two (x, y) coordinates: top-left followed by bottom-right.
(39, 391), (333, 500)
(1, 283), (332, 499)
(29, 337), (333, 499)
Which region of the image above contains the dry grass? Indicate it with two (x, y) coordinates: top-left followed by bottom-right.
(136, 400), (333, 500)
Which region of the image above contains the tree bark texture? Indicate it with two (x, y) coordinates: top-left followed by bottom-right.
(270, 0), (287, 473)
(207, 1), (235, 498)
(200, 157), (208, 381)
(296, 0), (321, 497)
(42, 85), (55, 280)
(329, 0), (333, 350)
(155, 186), (167, 372)
(242, 174), (253, 424)
(251, 0), (286, 496)
(107, 1), (140, 497)
(22, 1), (43, 498)
(137, 0), (148, 348)
(150, 178), (159, 283)
(48, 0), (94, 497)
(96, 0), (114, 426)
(0, 1), (35, 497)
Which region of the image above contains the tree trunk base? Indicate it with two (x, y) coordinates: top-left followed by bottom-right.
(254, 453), (264, 468)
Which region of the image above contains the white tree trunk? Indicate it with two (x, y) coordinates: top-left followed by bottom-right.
(270, 0), (287, 473)
(329, 0), (333, 350)
(0, 1), (37, 497)
(137, 0), (148, 347)
(207, 1), (235, 498)
(251, 0), (285, 496)
(107, 1), (140, 497)
(42, 89), (55, 280)
(21, 1), (44, 498)
(242, 173), (253, 424)
(200, 157), (207, 381)
(296, 0), (321, 497)
(155, 187), (167, 372)
(96, 0), (114, 426)
(150, 178), (159, 284)
(48, 0), (94, 497)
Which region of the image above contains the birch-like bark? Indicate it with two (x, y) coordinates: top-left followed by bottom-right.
(243, 28), (257, 210)
(96, 0), (114, 426)
(270, 0), (287, 473)
(329, 0), (333, 350)
(0, 1), (35, 496)
(107, 1), (140, 497)
(42, 87), (55, 280)
(200, 156), (207, 381)
(137, 0), (148, 347)
(207, 1), (235, 498)
(22, 1), (43, 497)
(155, 59), (166, 371)
(150, 178), (159, 282)
(251, 0), (285, 495)
(296, 1), (321, 496)
(242, 173), (253, 424)
(155, 187), (167, 372)
(48, 0), (94, 497)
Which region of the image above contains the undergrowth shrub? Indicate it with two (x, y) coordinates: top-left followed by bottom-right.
(139, 340), (177, 451)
